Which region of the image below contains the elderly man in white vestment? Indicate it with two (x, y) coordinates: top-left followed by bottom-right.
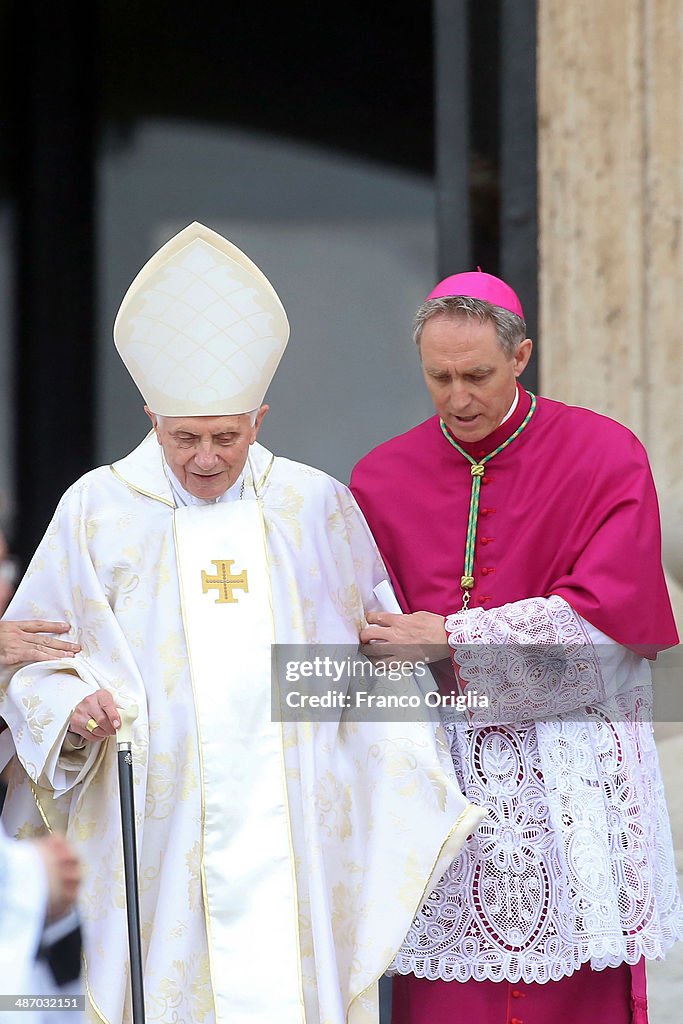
(0, 223), (483, 1024)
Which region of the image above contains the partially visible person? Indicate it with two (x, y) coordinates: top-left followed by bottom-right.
(1, 516), (83, 1023)
(0, 620), (81, 669)
(0, 527), (12, 612)
(351, 270), (683, 1024)
(0, 820), (81, 1021)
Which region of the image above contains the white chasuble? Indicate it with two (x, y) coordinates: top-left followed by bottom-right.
(0, 434), (483, 1024)
(174, 501), (304, 1022)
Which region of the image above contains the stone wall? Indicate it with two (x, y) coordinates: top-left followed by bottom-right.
(538, 0), (683, 623)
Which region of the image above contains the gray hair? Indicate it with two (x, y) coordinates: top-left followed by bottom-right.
(155, 408), (259, 426)
(413, 296), (527, 356)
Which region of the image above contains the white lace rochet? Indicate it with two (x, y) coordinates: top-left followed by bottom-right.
(391, 595), (683, 983)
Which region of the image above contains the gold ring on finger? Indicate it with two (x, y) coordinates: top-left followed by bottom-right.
(85, 718), (98, 733)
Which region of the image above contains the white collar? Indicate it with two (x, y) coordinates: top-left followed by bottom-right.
(112, 434), (276, 506)
(164, 463), (245, 507)
(499, 388), (520, 427)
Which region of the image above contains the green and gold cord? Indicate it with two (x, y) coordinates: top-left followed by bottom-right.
(440, 393), (537, 610)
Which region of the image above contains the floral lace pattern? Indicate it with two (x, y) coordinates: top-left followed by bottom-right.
(391, 597), (683, 982)
(445, 595), (603, 723)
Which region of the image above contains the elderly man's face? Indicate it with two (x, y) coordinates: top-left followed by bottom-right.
(146, 406), (268, 500)
(420, 315), (532, 443)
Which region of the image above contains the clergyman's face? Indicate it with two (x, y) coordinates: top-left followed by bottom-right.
(146, 406), (268, 500)
(419, 315), (532, 443)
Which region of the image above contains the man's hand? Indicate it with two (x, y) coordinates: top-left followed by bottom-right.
(69, 689), (121, 743)
(0, 620), (81, 666)
(360, 610), (451, 662)
(34, 833), (81, 922)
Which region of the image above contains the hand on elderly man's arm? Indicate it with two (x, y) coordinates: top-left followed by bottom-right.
(0, 620), (81, 666)
(360, 610), (451, 662)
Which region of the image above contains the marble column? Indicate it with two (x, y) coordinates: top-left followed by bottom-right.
(538, 0), (683, 622)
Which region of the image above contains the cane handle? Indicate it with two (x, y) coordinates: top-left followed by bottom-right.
(117, 703), (139, 746)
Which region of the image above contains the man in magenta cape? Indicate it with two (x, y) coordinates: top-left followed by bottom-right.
(350, 271), (683, 1024)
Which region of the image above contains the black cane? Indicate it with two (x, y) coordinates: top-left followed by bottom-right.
(117, 704), (146, 1024)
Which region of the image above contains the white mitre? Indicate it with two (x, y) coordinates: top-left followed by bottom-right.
(114, 222), (290, 415)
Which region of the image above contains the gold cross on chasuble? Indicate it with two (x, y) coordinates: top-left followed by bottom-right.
(201, 559), (249, 604)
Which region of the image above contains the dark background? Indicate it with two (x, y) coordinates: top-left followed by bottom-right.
(0, 0), (537, 562)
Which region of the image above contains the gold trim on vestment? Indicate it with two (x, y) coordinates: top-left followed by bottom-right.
(172, 511), (218, 1021)
(81, 954), (110, 1024)
(345, 799), (486, 1023)
(28, 779), (110, 1024)
(251, 450), (276, 495)
(28, 777), (53, 833)
(254, 496), (307, 1019)
(109, 463), (175, 507)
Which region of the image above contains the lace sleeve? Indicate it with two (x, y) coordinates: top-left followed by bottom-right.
(444, 595), (605, 723)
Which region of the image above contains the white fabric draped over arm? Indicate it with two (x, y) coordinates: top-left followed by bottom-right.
(0, 477), (148, 797)
(3, 655), (105, 793)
